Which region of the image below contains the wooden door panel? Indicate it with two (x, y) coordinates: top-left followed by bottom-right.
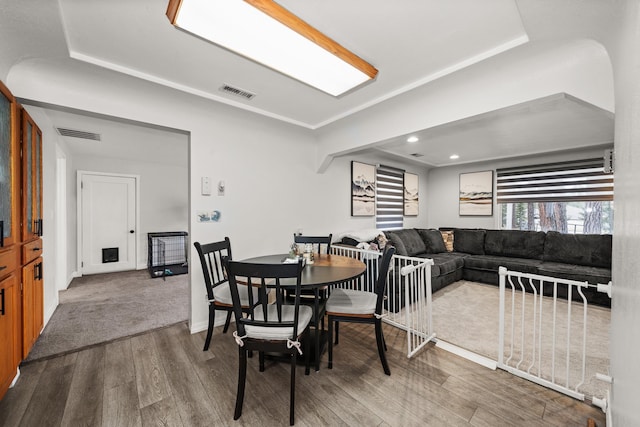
(0, 273), (18, 400)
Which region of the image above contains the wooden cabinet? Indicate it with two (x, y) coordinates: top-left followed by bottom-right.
(0, 80), (20, 249)
(0, 80), (45, 400)
(21, 257), (43, 357)
(21, 108), (43, 242)
(0, 80), (21, 401)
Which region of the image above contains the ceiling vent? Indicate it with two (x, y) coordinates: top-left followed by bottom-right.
(56, 127), (101, 141)
(410, 153), (424, 157)
(219, 84), (256, 100)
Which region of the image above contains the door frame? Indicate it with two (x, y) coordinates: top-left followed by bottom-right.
(76, 171), (141, 277)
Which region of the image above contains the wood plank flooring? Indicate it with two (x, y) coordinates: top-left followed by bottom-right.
(0, 322), (606, 426)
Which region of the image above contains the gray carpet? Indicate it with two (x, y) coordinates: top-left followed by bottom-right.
(25, 269), (189, 362)
(432, 280), (610, 400)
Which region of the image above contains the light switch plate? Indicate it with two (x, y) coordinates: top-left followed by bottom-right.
(201, 177), (211, 195)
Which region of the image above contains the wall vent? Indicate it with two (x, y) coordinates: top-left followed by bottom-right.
(219, 84), (256, 100)
(410, 153), (424, 157)
(56, 128), (101, 141)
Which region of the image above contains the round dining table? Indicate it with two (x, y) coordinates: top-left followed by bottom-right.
(241, 253), (366, 371)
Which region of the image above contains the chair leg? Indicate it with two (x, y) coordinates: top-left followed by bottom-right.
(259, 351), (265, 372)
(327, 316), (333, 369)
(290, 351), (297, 426)
(222, 310), (232, 334)
(234, 347), (247, 420)
(203, 305), (215, 351)
(304, 329), (311, 375)
(375, 321), (391, 375)
(334, 321), (339, 345)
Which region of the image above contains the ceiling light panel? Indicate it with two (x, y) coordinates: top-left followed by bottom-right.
(167, 0), (377, 96)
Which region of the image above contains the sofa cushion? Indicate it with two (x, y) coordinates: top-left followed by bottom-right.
(453, 229), (486, 255)
(543, 231), (612, 268)
(463, 255), (542, 274)
(416, 229), (447, 254)
(385, 229), (426, 257)
(484, 229), (546, 260)
(429, 252), (468, 276)
(537, 262), (611, 285)
(384, 231), (407, 256)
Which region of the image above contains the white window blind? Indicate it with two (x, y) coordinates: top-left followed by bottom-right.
(376, 164), (404, 230)
(496, 158), (614, 203)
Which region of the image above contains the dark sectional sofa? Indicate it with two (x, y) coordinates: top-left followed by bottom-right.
(382, 228), (612, 308)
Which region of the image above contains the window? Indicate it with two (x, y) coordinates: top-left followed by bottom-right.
(375, 164), (404, 231)
(497, 158), (614, 234)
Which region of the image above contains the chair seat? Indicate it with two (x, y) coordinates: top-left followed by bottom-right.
(214, 282), (264, 307)
(326, 288), (377, 315)
(245, 305), (313, 341)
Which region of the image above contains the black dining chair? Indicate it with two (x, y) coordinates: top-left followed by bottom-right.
(326, 245), (396, 375)
(293, 233), (332, 255)
(194, 238), (263, 351)
(290, 234), (333, 361)
(224, 258), (312, 426)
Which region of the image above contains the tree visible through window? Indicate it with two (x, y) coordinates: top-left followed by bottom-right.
(497, 158), (614, 235)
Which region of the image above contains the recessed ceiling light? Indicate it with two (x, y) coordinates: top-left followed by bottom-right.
(450, 154), (460, 160)
(407, 136), (419, 143)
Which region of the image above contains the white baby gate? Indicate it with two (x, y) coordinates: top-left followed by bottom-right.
(498, 266), (612, 408)
(330, 245), (435, 358)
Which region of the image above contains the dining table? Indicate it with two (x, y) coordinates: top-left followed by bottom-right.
(240, 252), (366, 371)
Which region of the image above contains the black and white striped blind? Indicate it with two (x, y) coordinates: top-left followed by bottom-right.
(496, 158), (614, 204)
(376, 164), (404, 230)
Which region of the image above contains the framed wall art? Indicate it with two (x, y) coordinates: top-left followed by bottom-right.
(403, 172), (419, 216)
(459, 170), (493, 216)
(351, 161), (375, 216)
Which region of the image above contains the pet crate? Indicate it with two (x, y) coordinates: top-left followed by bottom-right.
(147, 231), (188, 278)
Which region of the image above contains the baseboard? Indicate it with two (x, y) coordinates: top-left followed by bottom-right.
(435, 339), (498, 370)
(9, 367), (20, 388)
(190, 316), (234, 334)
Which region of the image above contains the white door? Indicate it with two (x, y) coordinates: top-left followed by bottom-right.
(80, 173), (137, 275)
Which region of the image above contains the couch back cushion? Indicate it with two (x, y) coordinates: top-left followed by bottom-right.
(416, 229), (447, 254)
(484, 230), (546, 260)
(543, 231), (612, 268)
(453, 229), (486, 255)
(385, 229), (426, 257)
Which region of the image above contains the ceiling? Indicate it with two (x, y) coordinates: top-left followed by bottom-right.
(2, 0), (615, 168)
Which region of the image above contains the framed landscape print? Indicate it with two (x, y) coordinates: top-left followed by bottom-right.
(351, 161), (375, 216)
(403, 172), (419, 216)
(459, 170), (493, 216)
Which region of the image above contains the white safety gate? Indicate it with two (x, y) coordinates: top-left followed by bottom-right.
(331, 245), (435, 358)
(498, 266), (612, 410)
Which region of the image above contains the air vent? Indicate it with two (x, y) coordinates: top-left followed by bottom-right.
(56, 128), (101, 141)
(219, 84), (256, 100)
(410, 153), (424, 158)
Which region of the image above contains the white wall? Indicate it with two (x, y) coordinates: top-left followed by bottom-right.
(72, 154), (188, 269)
(426, 147), (609, 230)
(6, 59), (423, 335)
(605, 1), (640, 424)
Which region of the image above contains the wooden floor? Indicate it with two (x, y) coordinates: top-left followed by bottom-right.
(0, 322), (605, 426)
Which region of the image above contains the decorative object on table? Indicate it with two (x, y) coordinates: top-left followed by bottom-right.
(193, 237), (265, 351)
(459, 170), (494, 216)
(351, 161), (376, 216)
(224, 258), (311, 426)
(326, 245), (396, 375)
(403, 172), (419, 216)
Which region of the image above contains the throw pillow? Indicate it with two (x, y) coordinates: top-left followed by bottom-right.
(384, 231), (408, 256)
(416, 229), (447, 253)
(453, 229), (486, 255)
